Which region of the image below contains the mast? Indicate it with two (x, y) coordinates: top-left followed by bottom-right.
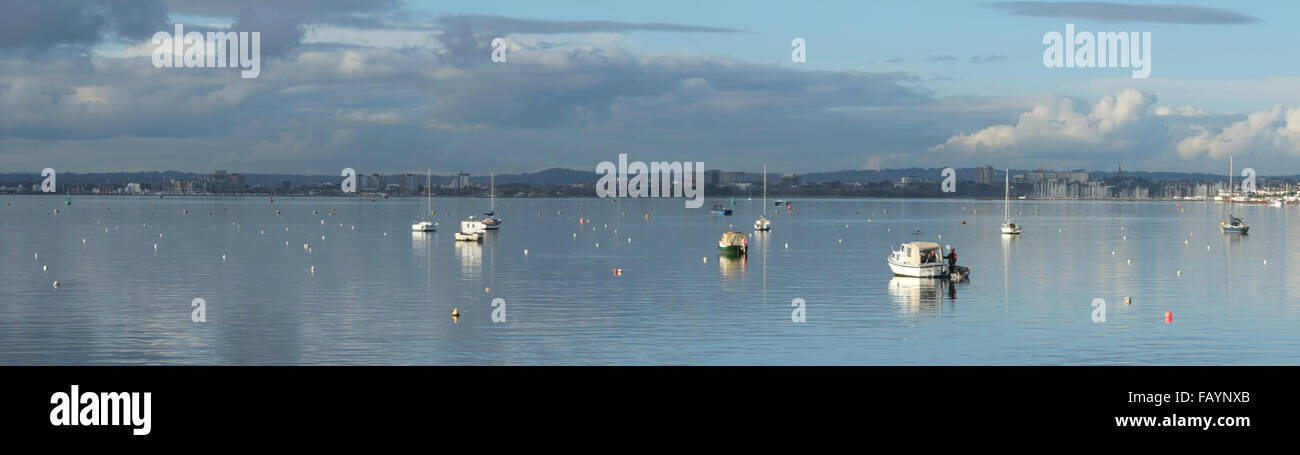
(490, 172), (495, 212)
(1004, 168), (1010, 222)
(425, 169), (431, 217)
(762, 164), (767, 216)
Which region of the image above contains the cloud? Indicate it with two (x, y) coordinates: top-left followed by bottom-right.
(932, 89), (1160, 157)
(923, 55), (957, 62)
(969, 54), (1007, 64)
(1175, 106), (1300, 160)
(0, 0), (168, 54)
(985, 2), (1259, 24)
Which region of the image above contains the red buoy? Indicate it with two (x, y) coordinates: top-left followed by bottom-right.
(1165, 312), (1173, 323)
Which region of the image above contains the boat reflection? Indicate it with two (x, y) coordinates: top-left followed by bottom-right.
(411, 231), (433, 262)
(454, 239), (482, 279)
(719, 254), (746, 286)
(889, 276), (959, 317)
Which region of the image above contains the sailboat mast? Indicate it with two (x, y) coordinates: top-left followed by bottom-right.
(1004, 168), (1010, 221)
(762, 164), (767, 216)
(490, 172), (495, 211)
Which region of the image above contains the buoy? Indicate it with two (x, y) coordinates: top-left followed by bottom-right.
(523, 249), (529, 255)
(784, 243), (789, 248)
(1264, 260), (1268, 265)
(33, 253), (38, 260)
(82, 239), (86, 244)
(42, 265), (47, 272)
(595, 242), (599, 247)
(1165, 312), (1173, 323)
(961, 220), (966, 225)
(221, 254), (226, 262)
(1177, 270), (1182, 276)
(52, 281), (60, 288)
(1184, 240), (1188, 245)
(310, 266), (316, 274)
(154, 244), (158, 250)
(703, 257), (708, 263)
(613, 268), (623, 275)
(1124, 297), (1131, 305)
(485, 287), (490, 293)
(1127, 259), (1131, 264)
(1111, 250), (1115, 256)
(452, 308), (460, 321)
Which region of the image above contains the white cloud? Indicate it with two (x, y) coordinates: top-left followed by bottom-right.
(1175, 105), (1300, 160)
(931, 89), (1157, 156)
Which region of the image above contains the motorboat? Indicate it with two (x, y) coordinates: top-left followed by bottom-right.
(888, 241), (959, 278)
(718, 231), (747, 255)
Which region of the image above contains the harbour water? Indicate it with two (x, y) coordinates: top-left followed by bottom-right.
(2, 195), (1297, 365)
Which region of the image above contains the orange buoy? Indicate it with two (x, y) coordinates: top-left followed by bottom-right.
(613, 268), (623, 275)
(1165, 312), (1173, 323)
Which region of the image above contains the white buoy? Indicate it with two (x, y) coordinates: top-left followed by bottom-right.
(1177, 270), (1182, 276)
(627, 238), (632, 243)
(573, 233), (577, 238)
(595, 242), (599, 248)
(222, 254), (226, 262)
(703, 257), (708, 263)
(52, 281), (59, 288)
(524, 249), (529, 255)
(1127, 259), (1131, 264)
(43, 265), (47, 272)
(34, 253), (38, 260)
(310, 266), (316, 274)
(1111, 250), (1115, 256)
(82, 239), (86, 244)
(785, 243), (789, 248)
(154, 244), (158, 250)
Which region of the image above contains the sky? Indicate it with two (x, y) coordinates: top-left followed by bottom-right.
(1, 0), (1299, 175)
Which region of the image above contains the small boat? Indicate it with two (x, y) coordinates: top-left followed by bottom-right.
(1268, 199), (1284, 207)
(482, 173), (502, 230)
(64, 195), (71, 206)
(1000, 169), (1021, 235)
(1221, 156), (1249, 235)
(454, 231), (483, 242)
(888, 241), (952, 278)
(718, 231), (747, 255)
(774, 199), (787, 206)
(461, 216), (487, 234)
(1221, 215), (1249, 234)
(754, 164), (772, 231)
(710, 203), (733, 216)
(411, 169), (438, 232)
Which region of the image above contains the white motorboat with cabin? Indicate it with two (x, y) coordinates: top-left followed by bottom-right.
(888, 241), (950, 278)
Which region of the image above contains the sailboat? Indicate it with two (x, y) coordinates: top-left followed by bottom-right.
(1000, 169), (1021, 235)
(754, 164), (771, 231)
(1221, 156), (1249, 234)
(411, 169), (437, 232)
(482, 172), (502, 230)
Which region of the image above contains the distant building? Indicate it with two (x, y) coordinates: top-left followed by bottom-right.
(975, 165), (993, 185)
(451, 172), (471, 190)
(705, 170), (746, 186)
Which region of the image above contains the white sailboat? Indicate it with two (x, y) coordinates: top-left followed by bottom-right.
(411, 169), (437, 232)
(754, 164), (771, 231)
(1221, 155), (1249, 234)
(1000, 168), (1021, 235)
(482, 172), (502, 230)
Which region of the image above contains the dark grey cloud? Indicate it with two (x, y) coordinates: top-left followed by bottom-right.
(0, 0), (168, 54)
(985, 2), (1259, 24)
(969, 54), (1007, 64)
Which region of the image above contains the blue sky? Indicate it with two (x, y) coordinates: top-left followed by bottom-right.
(3, 1), (1300, 175)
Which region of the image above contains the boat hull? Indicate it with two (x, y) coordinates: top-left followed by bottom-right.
(719, 245), (746, 255)
(454, 232), (482, 242)
(888, 257), (948, 278)
(411, 221), (436, 232)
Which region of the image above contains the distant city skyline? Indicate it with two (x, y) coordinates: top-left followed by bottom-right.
(4, 1), (1300, 174)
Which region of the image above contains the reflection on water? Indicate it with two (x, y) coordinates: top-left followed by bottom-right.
(455, 240), (482, 279)
(4, 195), (1300, 364)
(889, 277), (950, 317)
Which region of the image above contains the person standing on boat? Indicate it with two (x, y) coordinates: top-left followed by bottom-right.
(944, 248), (957, 269)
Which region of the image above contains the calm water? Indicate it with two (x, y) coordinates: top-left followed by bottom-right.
(2, 195), (1298, 365)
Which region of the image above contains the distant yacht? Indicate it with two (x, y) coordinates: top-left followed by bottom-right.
(754, 164), (771, 232)
(1221, 156), (1249, 235)
(710, 203), (733, 216)
(482, 172), (502, 230)
(1000, 169), (1021, 235)
(411, 169), (437, 232)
